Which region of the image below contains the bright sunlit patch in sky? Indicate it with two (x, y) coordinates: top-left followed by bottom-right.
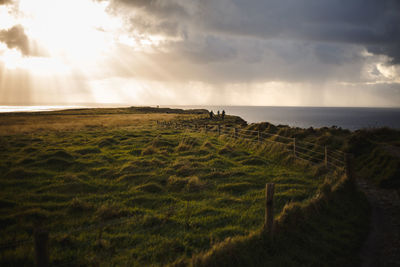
(19, 0), (119, 56)
(2, 49), (71, 75)
(0, 0), (398, 107)
(1, 0), (122, 72)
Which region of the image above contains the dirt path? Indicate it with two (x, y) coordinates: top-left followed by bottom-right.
(357, 179), (400, 267)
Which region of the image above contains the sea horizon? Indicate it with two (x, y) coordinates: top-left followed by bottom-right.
(1, 104), (399, 131)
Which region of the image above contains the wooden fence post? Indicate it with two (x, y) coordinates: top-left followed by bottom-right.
(264, 183), (275, 237)
(34, 228), (49, 267)
(218, 125), (221, 136)
(324, 146), (328, 167)
(345, 153), (353, 181)
(258, 130), (260, 142)
(293, 138), (296, 157)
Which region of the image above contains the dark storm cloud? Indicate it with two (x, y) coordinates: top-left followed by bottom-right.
(0, 25), (47, 57)
(173, 35), (237, 64)
(106, 38), (368, 85)
(99, 1), (178, 38)
(200, 0), (400, 63)
(128, 14), (181, 36)
(107, 0), (400, 64)
(313, 44), (363, 65)
(110, 0), (188, 17)
(100, 0), (189, 36)
(199, 0), (400, 41)
(367, 44), (400, 64)
(115, 0), (188, 17)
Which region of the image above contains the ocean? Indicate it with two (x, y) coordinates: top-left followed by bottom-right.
(1, 105), (399, 131)
(170, 106), (400, 131)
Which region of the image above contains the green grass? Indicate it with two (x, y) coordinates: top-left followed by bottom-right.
(348, 128), (400, 188)
(246, 123), (400, 189)
(1, 109), (387, 266)
(0, 122), (326, 266)
(188, 175), (369, 267)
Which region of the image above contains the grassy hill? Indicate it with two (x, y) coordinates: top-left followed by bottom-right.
(245, 122), (400, 190)
(0, 108), (383, 266)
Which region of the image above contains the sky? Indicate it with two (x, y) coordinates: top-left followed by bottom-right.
(0, 0), (399, 107)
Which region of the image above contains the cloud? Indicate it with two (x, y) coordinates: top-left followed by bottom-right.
(367, 44), (400, 65)
(102, 33), (373, 86)
(0, 25), (30, 55)
(107, 0), (400, 64)
(0, 25), (47, 57)
(102, 0), (192, 37)
(0, 0), (12, 5)
(2, 0), (397, 107)
(108, 0), (189, 18)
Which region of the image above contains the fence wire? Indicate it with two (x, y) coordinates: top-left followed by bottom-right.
(158, 121), (346, 170)
(1, 120), (347, 263)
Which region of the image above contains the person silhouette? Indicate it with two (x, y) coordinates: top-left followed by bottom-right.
(221, 110), (225, 120)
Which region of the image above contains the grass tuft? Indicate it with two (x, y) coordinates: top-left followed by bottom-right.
(96, 202), (128, 221)
(69, 197), (94, 212)
(141, 145), (158, 155)
(217, 182), (254, 194)
(136, 182), (164, 193)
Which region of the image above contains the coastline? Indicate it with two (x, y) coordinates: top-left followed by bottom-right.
(1, 105), (399, 130)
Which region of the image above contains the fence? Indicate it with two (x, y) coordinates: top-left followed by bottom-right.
(158, 120), (350, 243)
(0, 212), (145, 266)
(1, 120), (348, 265)
(157, 120), (347, 171)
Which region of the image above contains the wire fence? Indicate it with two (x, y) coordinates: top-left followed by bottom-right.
(158, 120), (347, 171)
(0, 119), (348, 265)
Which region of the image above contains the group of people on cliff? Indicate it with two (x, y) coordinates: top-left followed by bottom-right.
(209, 110), (225, 120)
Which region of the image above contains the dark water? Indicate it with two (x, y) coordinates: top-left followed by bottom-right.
(169, 106), (400, 131)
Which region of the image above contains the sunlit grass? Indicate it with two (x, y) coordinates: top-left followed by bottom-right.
(0, 111), (325, 265)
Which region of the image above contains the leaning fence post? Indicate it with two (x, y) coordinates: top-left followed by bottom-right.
(34, 228), (49, 267)
(264, 183), (275, 237)
(293, 138), (296, 157)
(324, 146), (328, 167)
(345, 153), (354, 181)
(218, 125), (221, 136)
